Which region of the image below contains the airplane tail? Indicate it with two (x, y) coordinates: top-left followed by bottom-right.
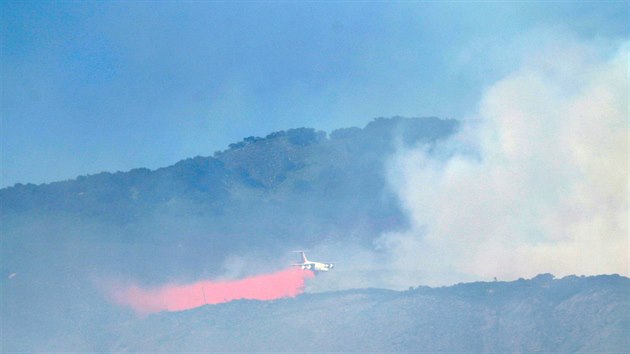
(292, 250), (308, 263)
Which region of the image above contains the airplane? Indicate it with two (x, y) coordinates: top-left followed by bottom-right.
(292, 251), (335, 272)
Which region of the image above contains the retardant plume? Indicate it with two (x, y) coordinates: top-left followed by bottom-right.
(111, 268), (314, 314)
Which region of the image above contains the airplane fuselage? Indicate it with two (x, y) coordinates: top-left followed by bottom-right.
(298, 261), (334, 272)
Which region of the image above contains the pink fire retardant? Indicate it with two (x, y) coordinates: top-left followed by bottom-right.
(111, 268), (315, 314)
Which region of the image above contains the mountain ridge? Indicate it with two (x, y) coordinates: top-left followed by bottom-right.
(1, 116), (455, 190)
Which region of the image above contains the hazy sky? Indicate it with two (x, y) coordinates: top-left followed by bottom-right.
(1, 1), (627, 187)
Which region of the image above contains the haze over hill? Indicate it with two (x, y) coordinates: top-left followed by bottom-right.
(2, 115), (628, 352)
(2, 117), (458, 351)
(1, 116), (455, 284)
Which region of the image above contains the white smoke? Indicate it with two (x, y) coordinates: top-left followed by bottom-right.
(380, 37), (628, 287)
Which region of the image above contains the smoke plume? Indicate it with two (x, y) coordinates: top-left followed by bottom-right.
(111, 268), (314, 314)
(380, 37), (628, 286)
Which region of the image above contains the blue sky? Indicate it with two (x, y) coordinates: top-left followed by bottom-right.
(1, 1), (627, 187)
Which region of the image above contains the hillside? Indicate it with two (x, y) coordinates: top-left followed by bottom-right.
(2, 117), (628, 353)
(60, 275), (630, 352)
(1, 117), (457, 281)
(2, 116), (458, 351)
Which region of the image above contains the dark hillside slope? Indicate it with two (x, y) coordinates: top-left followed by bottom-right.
(110, 274), (629, 353)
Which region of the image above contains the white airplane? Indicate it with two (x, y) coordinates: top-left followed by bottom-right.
(292, 251), (334, 272)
